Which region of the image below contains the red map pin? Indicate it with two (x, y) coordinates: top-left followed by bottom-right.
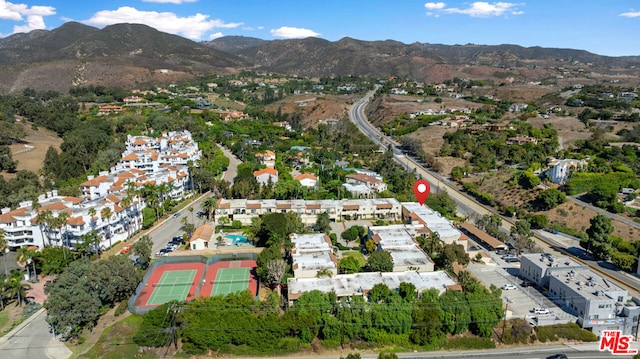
(413, 179), (431, 205)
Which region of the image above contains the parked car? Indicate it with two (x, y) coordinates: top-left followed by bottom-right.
(119, 245), (132, 254)
(520, 280), (532, 287)
(166, 243), (178, 250)
(546, 354), (567, 359)
(502, 284), (517, 290)
(173, 212), (180, 218)
(505, 257), (520, 263)
(532, 308), (551, 315)
(156, 248), (171, 256)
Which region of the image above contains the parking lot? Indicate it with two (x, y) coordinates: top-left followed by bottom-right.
(466, 240), (573, 323)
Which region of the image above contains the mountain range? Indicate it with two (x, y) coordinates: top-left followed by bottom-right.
(1, 22), (639, 94)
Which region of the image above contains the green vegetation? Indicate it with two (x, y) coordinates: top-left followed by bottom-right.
(536, 323), (598, 342)
(79, 315), (154, 359)
(443, 336), (495, 350)
(133, 277), (503, 356)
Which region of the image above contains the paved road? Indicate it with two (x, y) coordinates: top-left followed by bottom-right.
(218, 144), (242, 184)
(348, 89), (640, 296)
(568, 195), (640, 230)
(0, 309), (71, 359)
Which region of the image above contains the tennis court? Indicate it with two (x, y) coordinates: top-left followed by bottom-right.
(211, 267), (250, 296)
(147, 269), (197, 305)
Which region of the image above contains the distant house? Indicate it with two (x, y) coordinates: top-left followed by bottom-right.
(294, 173), (318, 188)
(97, 105), (123, 115)
(346, 173), (387, 193)
(545, 158), (588, 184)
(255, 150), (276, 168)
(253, 168), (279, 186)
(272, 121), (292, 131)
(189, 224), (214, 250)
(506, 136), (538, 145)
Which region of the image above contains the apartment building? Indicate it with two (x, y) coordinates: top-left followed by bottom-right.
(290, 233), (338, 278)
(214, 198), (402, 225)
(402, 202), (467, 250)
(369, 224), (434, 272)
(0, 190), (143, 250)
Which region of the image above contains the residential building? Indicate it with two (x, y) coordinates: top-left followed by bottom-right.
(0, 191), (143, 250)
(506, 136), (538, 145)
(294, 173), (318, 189)
(215, 198), (402, 226)
(255, 150), (276, 168)
(369, 225), (434, 272)
(287, 270), (457, 305)
(189, 224), (214, 250)
(402, 202), (467, 250)
(545, 158), (589, 184)
(520, 253), (640, 337)
(342, 183), (373, 198)
(346, 173), (387, 193)
(253, 168), (279, 186)
(290, 233), (337, 278)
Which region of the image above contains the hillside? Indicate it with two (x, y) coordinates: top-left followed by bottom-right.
(2, 22), (640, 93)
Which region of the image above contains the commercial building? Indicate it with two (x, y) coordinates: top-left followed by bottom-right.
(520, 253), (640, 337)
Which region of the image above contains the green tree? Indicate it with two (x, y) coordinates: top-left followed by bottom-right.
(0, 229), (7, 276)
(536, 188), (566, 210)
(133, 235), (153, 268)
(510, 220), (535, 254)
(585, 214), (614, 260)
(365, 250), (393, 272)
(315, 212), (331, 234)
(368, 283), (391, 303)
(338, 256), (362, 274)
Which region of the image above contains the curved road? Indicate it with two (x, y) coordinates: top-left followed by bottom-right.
(349, 89), (640, 297)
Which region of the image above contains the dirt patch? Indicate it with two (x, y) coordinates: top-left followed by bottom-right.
(2, 121), (62, 179)
(469, 170), (640, 241)
(266, 93), (356, 128)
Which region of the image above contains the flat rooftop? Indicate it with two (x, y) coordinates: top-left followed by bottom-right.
(370, 225), (432, 268)
(288, 270), (456, 299)
(551, 267), (628, 301)
(402, 202), (461, 240)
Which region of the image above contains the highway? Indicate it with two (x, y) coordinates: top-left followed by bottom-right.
(348, 88), (640, 297)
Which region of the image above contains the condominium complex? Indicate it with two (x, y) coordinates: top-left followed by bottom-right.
(215, 198), (403, 225)
(0, 130), (200, 250)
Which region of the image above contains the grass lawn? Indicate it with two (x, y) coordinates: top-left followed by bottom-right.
(341, 251), (366, 266)
(0, 311), (8, 332)
(78, 315), (156, 359)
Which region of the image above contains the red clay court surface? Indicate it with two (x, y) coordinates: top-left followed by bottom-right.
(200, 260), (258, 297)
(134, 260), (258, 307)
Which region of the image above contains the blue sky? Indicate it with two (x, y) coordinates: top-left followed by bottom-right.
(1, 0), (639, 56)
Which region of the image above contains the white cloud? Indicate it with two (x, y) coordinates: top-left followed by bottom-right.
(426, 1), (524, 17)
(620, 10), (640, 18)
(142, 0), (197, 3)
(270, 26), (320, 39)
(209, 32), (223, 40)
(424, 2), (446, 10)
(83, 6), (242, 40)
(0, 0), (55, 34)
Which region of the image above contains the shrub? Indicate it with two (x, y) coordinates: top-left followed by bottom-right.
(536, 323), (598, 342)
(443, 336), (495, 350)
(114, 300), (128, 317)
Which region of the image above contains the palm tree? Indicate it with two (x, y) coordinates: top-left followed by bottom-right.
(16, 247), (36, 281)
(0, 229), (7, 276)
(88, 207), (97, 229)
(8, 269), (30, 306)
(37, 209), (53, 247)
(120, 196), (133, 237)
(202, 197), (217, 221)
(100, 207), (113, 249)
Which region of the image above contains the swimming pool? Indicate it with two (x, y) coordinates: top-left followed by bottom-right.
(225, 234), (248, 244)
